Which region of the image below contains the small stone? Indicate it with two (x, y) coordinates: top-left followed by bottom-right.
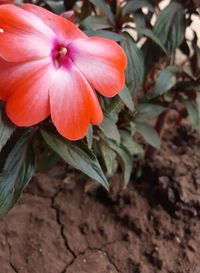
(175, 236), (181, 244)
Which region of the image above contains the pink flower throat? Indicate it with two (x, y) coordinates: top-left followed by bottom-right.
(51, 43), (74, 70)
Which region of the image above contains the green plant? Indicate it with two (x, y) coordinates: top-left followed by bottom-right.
(0, 0), (199, 214)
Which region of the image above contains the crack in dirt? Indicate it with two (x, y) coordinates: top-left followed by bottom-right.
(25, 190), (121, 273)
(50, 187), (122, 273)
(100, 249), (120, 273)
(6, 235), (19, 273)
(63, 247), (120, 273)
(51, 188), (77, 273)
(61, 258), (77, 273)
(51, 188), (76, 266)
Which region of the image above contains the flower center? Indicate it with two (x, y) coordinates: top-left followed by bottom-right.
(52, 45), (70, 69)
(59, 47), (68, 56)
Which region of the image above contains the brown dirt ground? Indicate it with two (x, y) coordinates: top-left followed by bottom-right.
(0, 117), (200, 273)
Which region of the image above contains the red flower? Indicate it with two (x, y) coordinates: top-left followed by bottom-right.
(0, 4), (127, 140)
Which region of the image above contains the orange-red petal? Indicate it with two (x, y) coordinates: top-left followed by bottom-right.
(0, 5), (55, 62)
(3, 58), (53, 126)
(50, 64), (103, 140)
(69, 37), (127, 97)
(23, 4), (87, 43)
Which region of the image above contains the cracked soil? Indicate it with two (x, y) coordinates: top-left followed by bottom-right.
(0, 117), (200, 273)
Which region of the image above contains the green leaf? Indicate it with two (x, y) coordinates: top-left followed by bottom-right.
(121, 33), (144, 93)
(45, 1), (65, 14)
(42, 130), (108, 189)
(99, 141), (116, 176)
(36, 145), (60, 172)
(136, 122), (160, 149)
(152, 66), (178, 98)
(129, 122), (137, 136)
(107, 97), (124, 117)
(134, 11), (146, 35)
(85, 30), (123, 41)
(86, 125), (93, 149)
(0, 133), (35, 215)
(118, 86), (135, 112)
(138, 28), (168, 55)
(153, 2), (185, 54)
(81, 16), (111, 30)
(108, 140), (132, 186)
(123, 0), (154, 16)
(99, 113), (121, 144)
(89, 0), (115, 25)
(0, 104), (16, 153)
(135, 103), (166, 122)
(196, 93), (200, 130)
(190, 45), (200, 78)
(195, 46), (200, 71)
(183, 100), (199, 127)
(120, 130), (144, 156)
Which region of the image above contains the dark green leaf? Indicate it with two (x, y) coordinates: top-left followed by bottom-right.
(0, 133), (35, 215)
(153, 2), (185, 54)
(0, 105), (16, 153)
(45, 1), (65, 14)
(135, 103), (166, 122)
(196, 93), (200, 128)
(120, 130), (144, 156)
(136, 122), (160, 149)
(195, 46), (200, 67)
(107, 96), (124, 117)
(152, 66), (178, 98)
(36, 146), (60, 172)
(86, 125), (93, 149)
(192, 45), (200, 77)
(81, 16), (111, 30)
(85, 30), (123, 41)
(119, 86), (135, 112)
(139, 28), (168, 55)
(134, 11), (146, 35)
(123, 0), (154, 16)
(108, 140), (132, 186)
(183, 100), (199, 127)
(99, 141), (116, 175)
(129, 122), (137, 136)
(42, 130), (108, 189)
(121, 33), (144, 93)
(89, 0), (115, 25)
(99, 113), (121, 144)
